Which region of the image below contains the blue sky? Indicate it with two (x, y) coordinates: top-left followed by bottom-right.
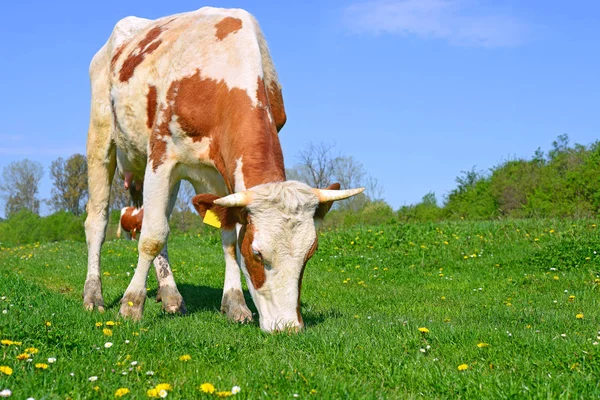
(1, 0), (599, 217)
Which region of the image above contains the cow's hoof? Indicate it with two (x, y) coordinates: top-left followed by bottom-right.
(119, 291), (146, 320)
(83, 277), (104, 312)
(221, 289), (253, 323)
(157, 286), (186, 314)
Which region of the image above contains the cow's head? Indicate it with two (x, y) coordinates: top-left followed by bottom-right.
(192, 180), (363, 332)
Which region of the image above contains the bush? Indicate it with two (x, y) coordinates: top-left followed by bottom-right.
(0, 210), (85, 246)
(323, 200), (396, 228)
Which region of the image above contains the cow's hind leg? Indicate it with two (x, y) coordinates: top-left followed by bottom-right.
(154, 181), (186, 314)
(220, 228), (253, 322)
(83, 126), (116, 312)
(120, 163), (182, 319)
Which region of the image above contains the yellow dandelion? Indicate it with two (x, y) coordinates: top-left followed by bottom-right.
(115, 388), (130, 397)
(576, 313), (584, 319)
(16, 353), (30, 360)
(103, 328), (113, 336)
(457, 364), (469, 371)
(568, 295), (575, 301)
(25, 347), (39, 354)
(179, 354), (191, 361)
(553, 276), (559, 280)
(1, 340), (14, 346)
(200, 383), (216, 394)
(216, 391), (233, 398)
(418, 327), (429, 333)
(127, 301), (134, 307)
(95, 322), (103, 327)
(477, 343), (489, 348)
(35, 363), (49, 369)
(106, 321), (116, 326)
(147, 388), (159, 398)
(155, 384), (172, 392)
(93, 386), (100, 391)
(45, 321), (52, 327)
(441, 296), (446, 300)
(0, 366), (13, 375)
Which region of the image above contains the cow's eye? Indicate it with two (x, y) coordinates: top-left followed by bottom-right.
(252, 248), (263, 261)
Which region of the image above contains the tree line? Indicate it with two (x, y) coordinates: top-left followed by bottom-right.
(399, 134), (600, 221)
(0, 143), (384, 221)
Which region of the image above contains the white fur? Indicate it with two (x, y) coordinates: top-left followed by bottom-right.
(234, 157), (246, 192)
(238, 181), (320, 332)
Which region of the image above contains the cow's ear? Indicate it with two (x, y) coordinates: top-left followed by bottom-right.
(192, 194), (243, 230)
(314, 182), (341, 221)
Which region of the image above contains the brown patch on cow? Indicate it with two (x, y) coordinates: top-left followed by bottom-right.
(111, 44), (127, 71)
(239, 221), (266, 290)
(149, 83), (177, 171)
(119, 26), (164, 83)
(170, 71), (285, 191)
(215, 17), (243, 41)
(267, 81), (287, 132)
(146, 85), (157, 129)
(120, 207), (144, 237)
(149, 133), (168, 171)
(191, 194), (241, 230)
(140, 237), (164, 258)
(224, 240), (237, 260)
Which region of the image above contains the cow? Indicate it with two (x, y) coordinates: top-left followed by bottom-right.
(83, 6), (363, 332)
(116, 206), (144, 240)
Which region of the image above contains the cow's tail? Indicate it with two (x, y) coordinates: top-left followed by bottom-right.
(129, 186), (143, 208)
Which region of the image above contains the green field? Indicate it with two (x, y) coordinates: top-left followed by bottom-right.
(1, 220), (600, 398)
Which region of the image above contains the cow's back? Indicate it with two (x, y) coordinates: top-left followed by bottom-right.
(89, 7), (285, 183)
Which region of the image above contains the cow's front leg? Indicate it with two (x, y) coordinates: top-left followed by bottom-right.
(220, 228), (253, 322)
(120, 164), (180, 320)
(153, 179), (185, 314)
(154, 243), (187, 314)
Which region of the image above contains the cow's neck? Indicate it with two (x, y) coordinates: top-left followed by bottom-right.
(218, 128), (286, 193)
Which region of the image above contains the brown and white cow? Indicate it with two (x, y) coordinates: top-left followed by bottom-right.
(116, 206), (143, 240)
(83, 7), (363, 332)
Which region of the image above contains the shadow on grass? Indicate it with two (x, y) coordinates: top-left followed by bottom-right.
(302, 307), (344, 328)
(105, 284), (339, 329)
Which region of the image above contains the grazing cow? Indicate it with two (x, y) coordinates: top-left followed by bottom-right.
(117, 206), (143, 239)
(83, 6), (363, 332)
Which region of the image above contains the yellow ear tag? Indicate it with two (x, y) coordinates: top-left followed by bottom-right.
(203, 209), (222, 229)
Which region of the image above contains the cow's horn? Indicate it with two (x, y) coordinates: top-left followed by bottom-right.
(213, 191), (252, 207)
(314, 188), (365, 202)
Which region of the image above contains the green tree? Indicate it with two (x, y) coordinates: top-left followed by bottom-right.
(48, 154), (88, 215)
(0, 159), (43, 217)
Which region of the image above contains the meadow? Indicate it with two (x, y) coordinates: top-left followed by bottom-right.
(1, 219), (600, 399)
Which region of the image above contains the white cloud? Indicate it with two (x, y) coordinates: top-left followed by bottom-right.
(343, 0), (532, 47)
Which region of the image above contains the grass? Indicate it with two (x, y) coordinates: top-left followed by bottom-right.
(1, 219), (600, 398)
